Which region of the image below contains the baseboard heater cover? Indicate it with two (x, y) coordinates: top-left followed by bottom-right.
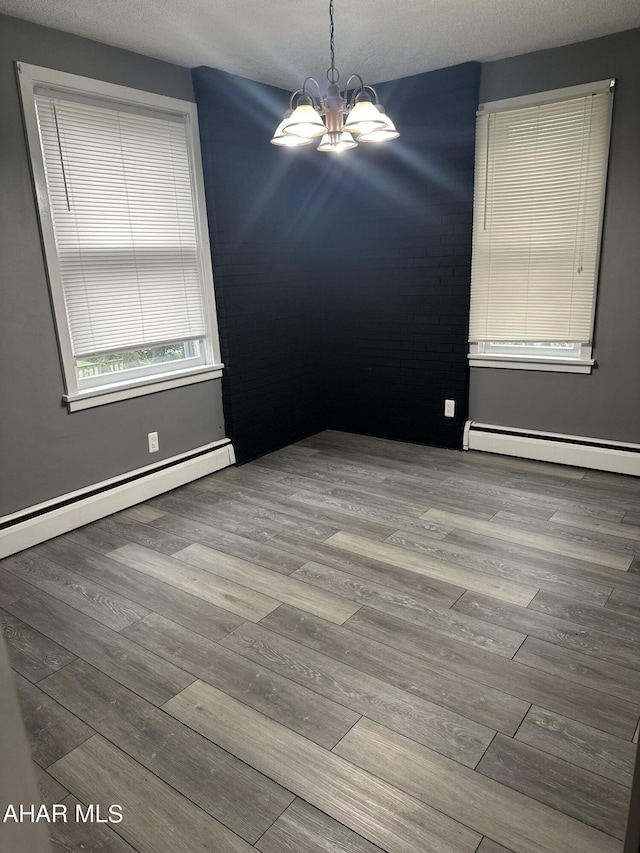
(463, 421), (640, 476)
(0, 439), (236, 559)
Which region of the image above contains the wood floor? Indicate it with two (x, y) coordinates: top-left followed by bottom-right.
(2, 429), (640, 853)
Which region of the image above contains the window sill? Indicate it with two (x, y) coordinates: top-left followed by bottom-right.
(64, 364), (224, 411)
(468, 354), (594, 374)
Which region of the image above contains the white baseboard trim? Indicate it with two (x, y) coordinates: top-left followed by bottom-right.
(0, 439), (236, 559)
(464, 421), (640, 476)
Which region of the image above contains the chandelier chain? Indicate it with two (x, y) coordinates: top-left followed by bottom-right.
(327, 0), (338, 83)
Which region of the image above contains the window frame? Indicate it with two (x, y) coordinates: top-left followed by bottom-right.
(467, 79), (615, 374)
(17, 61), (223, 411)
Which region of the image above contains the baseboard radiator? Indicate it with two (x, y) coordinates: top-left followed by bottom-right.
(0, 439), (236, 560)
(464, 421), (640, 477)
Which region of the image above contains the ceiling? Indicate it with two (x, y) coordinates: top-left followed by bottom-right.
(3, 0), (640, 90)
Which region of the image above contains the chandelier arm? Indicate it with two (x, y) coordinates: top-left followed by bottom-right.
(362, 84), (379, 104)
(302, 76), (323, 107)
(343, 73), (365, 106)
(289, 88), (305, 109)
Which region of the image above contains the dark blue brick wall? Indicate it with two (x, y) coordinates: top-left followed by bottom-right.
(192, 68), (329, 463)
(193, 62), (479, 461)
(322, 63), (480, 448)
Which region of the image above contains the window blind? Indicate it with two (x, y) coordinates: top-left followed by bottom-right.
(469, 88), (612, 343)
(35, 93), (207, 357)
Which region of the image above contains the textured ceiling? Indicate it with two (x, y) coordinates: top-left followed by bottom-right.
(3, 0), (640, 90)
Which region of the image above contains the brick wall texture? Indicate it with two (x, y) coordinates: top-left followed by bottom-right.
(193, 63), (480, 462)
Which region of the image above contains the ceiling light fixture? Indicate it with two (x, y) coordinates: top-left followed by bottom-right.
(271, 0), (399, 152)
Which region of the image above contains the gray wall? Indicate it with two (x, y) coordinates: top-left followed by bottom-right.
(0, 14), (225, 517)
(469, 28), (640, 444)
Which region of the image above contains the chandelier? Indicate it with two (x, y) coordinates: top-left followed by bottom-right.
(270, 0), (399, 152)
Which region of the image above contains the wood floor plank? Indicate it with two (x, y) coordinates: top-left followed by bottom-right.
(0, 566), (37, 607)
(268, 531), (465, 606)
(256, 605), (529, 736)
(269, 466), (434, 519)
(49, 794), (137, 852)
(147, 490), (284, 543)
(95, 513), (193, 555)
(476, 734), (630, 839)
(49, 735), (254, 853)
(256, 798), (384, 853)
(528, 589), (640, 642)
(66, 525), (131, 554)
(174, 543), (361, 624)
(437, 475), (587, 521)
(122, 504), (166, 523)
(282, 483), (481, 536)
(7, 592), (194, 705)
(188, 472), (303, 501)
(500, 476), (634, 521)
(38, 538), (245, 641)
(607, 588), (640, 620)
(14, 671), (94, 768)
(424, 509), (633, 570)
(453, 446), (586, 482)
(122, 612), (360, 749)
(443, 527), (640, 593)
(221, 620), (495, 766)
(198, 464), (300, 492)
(290, 562), (525, 657)
(493, 510), (640, 557)
(288, 560), (468, 627)
(164, 679), (482, 853)
(142, 510), (307, 574)
(1, 549), (150, 630)
(551, 511), (640, 543)
(300, 441), (509, 490)
(325, 531), (538, 606)
(477, 840), (515, 853)
(464, 480), (626, 523)
(293, 457), (512, 520)
(384, 528), (612, 607)
(453, 590), (640, 671)
(185, 490), (342, 542)
(344, 607), (640, 738)
(107, 543), (282, 621)
(1, 608), (76, 681)
(334, 717), (622, 853)
(35, 764), (69, 806)
(192, 476), (404, 543)
(384, 475), (556, 521)
(41, 659), (294, 843)
(513, 636), (640, 707)
(515, 706), (636, 787)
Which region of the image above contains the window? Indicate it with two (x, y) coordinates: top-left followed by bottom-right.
(468, 80), (615, 373)
(18, 62), (222, 410)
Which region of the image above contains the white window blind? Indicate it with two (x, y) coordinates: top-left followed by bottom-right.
(35, 92), (207, 357)
(469, 84), (613, 343)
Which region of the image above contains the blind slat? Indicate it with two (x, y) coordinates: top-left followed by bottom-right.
(35, 94), (207, 357)
(469, 91), (611, 343)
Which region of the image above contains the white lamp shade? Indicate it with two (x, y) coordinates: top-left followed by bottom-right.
(344, 99), (386, 135)
(283, 104), (327, 138)
(271, 115), (313, 146)
(358, 111), (400, 142)
(317, 131), (358, 152)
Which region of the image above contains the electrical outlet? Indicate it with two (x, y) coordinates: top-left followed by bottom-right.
(444, 399), (455, 418)
(148, 431), (159, 453)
